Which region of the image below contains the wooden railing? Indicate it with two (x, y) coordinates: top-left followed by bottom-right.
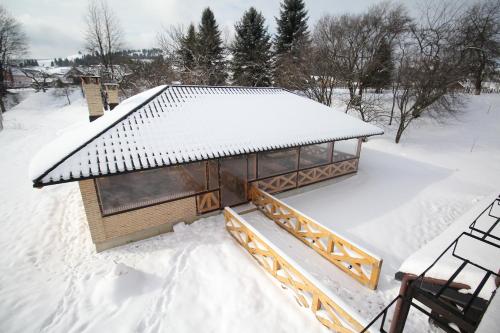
(250, 172), (297, 194)
(249, 186), (382, 290)
(196, 191), (220, 214)
(224, 207), (369, 333)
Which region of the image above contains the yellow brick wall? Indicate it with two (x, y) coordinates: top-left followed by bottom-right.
(104, 85), (119, 105)
(82, 83), (104, 117)
(78, 179), (197, 251)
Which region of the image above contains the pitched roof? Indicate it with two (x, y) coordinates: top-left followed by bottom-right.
(30, 85), (383, 187)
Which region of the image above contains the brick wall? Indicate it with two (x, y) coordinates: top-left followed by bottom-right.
(81, 78), (104, 117)
(78, 179), (197, 251)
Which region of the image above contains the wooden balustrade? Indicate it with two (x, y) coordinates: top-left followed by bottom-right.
(249, 186), (382, 290)
(224, 207), (368, 333)
(251, 172), (297, 194)
(298, 159), (358, 186)
(196, 191), (220, 214)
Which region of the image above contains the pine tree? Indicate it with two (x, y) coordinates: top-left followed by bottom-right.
(275, 0), (309, 55)
(230, 7), (272, 86)
(197, 7), (226, 85)
(178, 24), (198, 72)
(274, 0), (310, 90)
(364, 39), (393, 93)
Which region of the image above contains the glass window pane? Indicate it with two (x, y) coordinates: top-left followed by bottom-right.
(258, 148), (299, 178)
(96, 162), (206, 214)
(299, 142), (333, 168)
(208, 160), (219, 190)
(333, 139), (359, 162)
(220, 156), (247, 206)
(248, 154), (257, 180)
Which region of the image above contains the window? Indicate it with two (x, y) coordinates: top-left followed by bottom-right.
(96, 162), (207, 215)
(333, 139), (359, 162)
(258, 148), (299, 178)
(207, 160), (219, 190)
(248, 154), (257, 180)
(220, 156), (247, 206)
(299, 142), (333, 168)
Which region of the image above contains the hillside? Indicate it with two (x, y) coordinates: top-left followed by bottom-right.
(0, 89), (498, 332)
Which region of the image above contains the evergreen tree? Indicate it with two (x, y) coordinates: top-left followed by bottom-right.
(230, 7), (273, 86)
(273, 0), (310, 90)
(275, 0), (309, 55)
(178, 24), (198, 73)
(364, 39), (393, 93)
(197, 7), (226, 85)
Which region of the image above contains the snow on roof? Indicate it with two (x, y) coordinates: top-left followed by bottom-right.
(46, 66), (73, 76)
(30, 85), (383, 186)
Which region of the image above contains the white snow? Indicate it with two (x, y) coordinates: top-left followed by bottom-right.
(256, 188), (381, 261)
(28, 85), (166, 183)
(1, 89), (499, 332)
(476, 286), (500, 333)
(241, 209), (377, 331)
(399, 194), (499, 299)
(30, 86), (383, 185)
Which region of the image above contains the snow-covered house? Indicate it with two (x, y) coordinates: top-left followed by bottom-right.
(3, 67), (33, 88)
(47, 66), (85, 85)
(30, 85), (383, 251)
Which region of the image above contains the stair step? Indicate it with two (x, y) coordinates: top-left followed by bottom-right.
(225, 207), (379, 333)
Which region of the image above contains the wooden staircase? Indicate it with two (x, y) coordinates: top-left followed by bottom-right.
(224, 187), (383, 332)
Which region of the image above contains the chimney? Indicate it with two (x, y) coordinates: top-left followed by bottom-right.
(81, 76), (104, 122)
(103, 83), (119, 110)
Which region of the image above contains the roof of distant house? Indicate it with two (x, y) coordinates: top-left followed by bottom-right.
(30, 85), (384, 187)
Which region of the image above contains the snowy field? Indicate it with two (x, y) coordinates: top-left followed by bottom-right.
(0, 88), (499, 332)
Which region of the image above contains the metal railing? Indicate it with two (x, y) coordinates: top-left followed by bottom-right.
(362, 195), (500, 333)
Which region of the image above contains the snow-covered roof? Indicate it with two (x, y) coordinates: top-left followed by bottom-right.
(30, 85), (383, 187)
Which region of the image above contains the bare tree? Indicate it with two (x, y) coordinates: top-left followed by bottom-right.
(84, 0), (123, 80)
(54, 78), (72, 105)
(274, 36), (311, 91)
(392, 2), (466, 143)
(305, 16), (340, 106)
(157, 24), (204, 85)
(311, 3), (409, 120)
(121, 56), (177, 95)
(459, 0), (500, 95)
(20, 68), (53, 92)
(0, 5), (27, 130)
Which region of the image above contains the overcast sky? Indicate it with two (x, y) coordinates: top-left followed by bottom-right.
(5, 0), (424, 60)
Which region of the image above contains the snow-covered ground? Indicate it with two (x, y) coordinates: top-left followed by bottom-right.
(0, 88), (498, 332)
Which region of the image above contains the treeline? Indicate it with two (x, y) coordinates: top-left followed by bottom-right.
(51, 48), (163, 67)
(156, 2), (309, 88)
(83, 0), (499, 143)
(19, 59), (39, 67)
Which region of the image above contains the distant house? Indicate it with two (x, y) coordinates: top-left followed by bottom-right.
(76, 64), (131, 83)
(65, 67), (86, 85)
(31, 84), (383, 251)
(48, 66), (85, 85)
(3, 67), (32, 88)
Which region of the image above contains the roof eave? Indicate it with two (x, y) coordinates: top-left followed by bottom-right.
(32, 131), (384, 188)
